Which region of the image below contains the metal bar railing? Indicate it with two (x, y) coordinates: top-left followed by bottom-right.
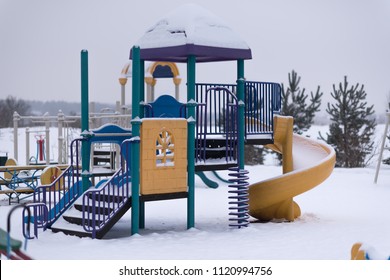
(81, 138), (135, 238)
(195, 81), (281, 140)
(195, 85), (238, 164)
(23, 202), (48, 238)
(5, 204), (32, 259)
(194, 80), (282, 167)
(244, 81), (281, 137)
(33, 138), (83, 225)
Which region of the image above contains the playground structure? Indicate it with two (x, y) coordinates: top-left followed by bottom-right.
(12, 106), (133, 166)
(9, 61), (180, 169)
(12, 111), (79, 165)
(145, 61), (182, 102)
(248, 116), (336, 221)
(2, 4), (337, 242)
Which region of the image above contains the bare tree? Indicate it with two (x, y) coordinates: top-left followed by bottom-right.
(0, 96), (31, 127)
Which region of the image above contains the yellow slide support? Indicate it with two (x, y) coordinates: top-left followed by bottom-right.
(248, 115), (336, 222)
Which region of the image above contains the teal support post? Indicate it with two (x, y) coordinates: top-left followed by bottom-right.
(186, 55), (196, 229)
(131, 46), (141, 235)
(130, 120), (141, 235)
(139, 59), (145, 228)
(139, 200), (145, 229)
(139, 60), (145, 118)
(81, 50), (91, 192)
(132, 47), (141, 118)
(237, 59), (245, 169)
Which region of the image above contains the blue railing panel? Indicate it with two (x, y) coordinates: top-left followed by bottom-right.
(195, 85), (238, 164)
(81, 138), (134, 238)
(244, 81), (281, 138)
(33, 138), (84, 226)
(195, 81), (281, 141)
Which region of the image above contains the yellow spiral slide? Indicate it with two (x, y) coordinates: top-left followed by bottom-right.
(248, 115), (336, 222)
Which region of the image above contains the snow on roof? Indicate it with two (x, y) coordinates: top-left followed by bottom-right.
(131, 4), (252, 62)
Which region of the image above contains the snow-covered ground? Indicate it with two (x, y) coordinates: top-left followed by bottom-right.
(1, 124), (390, 261)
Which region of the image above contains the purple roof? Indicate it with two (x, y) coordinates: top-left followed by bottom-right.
(130, 4), (252, 62)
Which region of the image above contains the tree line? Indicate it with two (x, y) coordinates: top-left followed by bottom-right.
(279, 70), (377, 168)
(0, 96), (31, 127)
(0, 96), (115, 128)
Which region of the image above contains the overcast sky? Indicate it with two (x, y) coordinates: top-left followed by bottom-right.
(1, 0), (389, 114)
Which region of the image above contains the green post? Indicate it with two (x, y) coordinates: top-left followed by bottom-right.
(131, 46), (141, 235)
(237, 59), (245, 169)
(139, 60), (145, 118)
(187, 55), (196, 229)
(81, 50), (91, 192)
(130, 119), (141, 234)
(139, 200), (145, 229)
(139, 59), (145, 228)
(132, 46), (141, 118)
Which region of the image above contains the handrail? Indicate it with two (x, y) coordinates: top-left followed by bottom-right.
(23, 202), (48, 238)
(6, 204), (32, 259)
(81, 138), (136, 238)
(33, 138), (84, 225)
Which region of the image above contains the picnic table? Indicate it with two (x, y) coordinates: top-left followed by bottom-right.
(0, 163), (68, 204)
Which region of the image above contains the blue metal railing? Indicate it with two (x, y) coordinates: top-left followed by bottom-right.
(81, 138), (135, 238)
(195, 85), (238, 164)
(23, 202), (48, 238)
(244, 81), (281, 138)
(195, 81), (281, 141)
(33, 138), (83, 226)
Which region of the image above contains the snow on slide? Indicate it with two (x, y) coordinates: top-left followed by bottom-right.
(248, 116), (336, 222)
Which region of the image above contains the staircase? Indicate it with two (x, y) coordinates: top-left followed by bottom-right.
(51, 185), (132, 239)
(50, 138), (134, 239)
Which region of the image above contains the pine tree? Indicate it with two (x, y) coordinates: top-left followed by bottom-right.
(244, 145), (264, 165)
(320, 76), (376, 167)
(281, 70), (323, 134)
(383, 136), (390, 164)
